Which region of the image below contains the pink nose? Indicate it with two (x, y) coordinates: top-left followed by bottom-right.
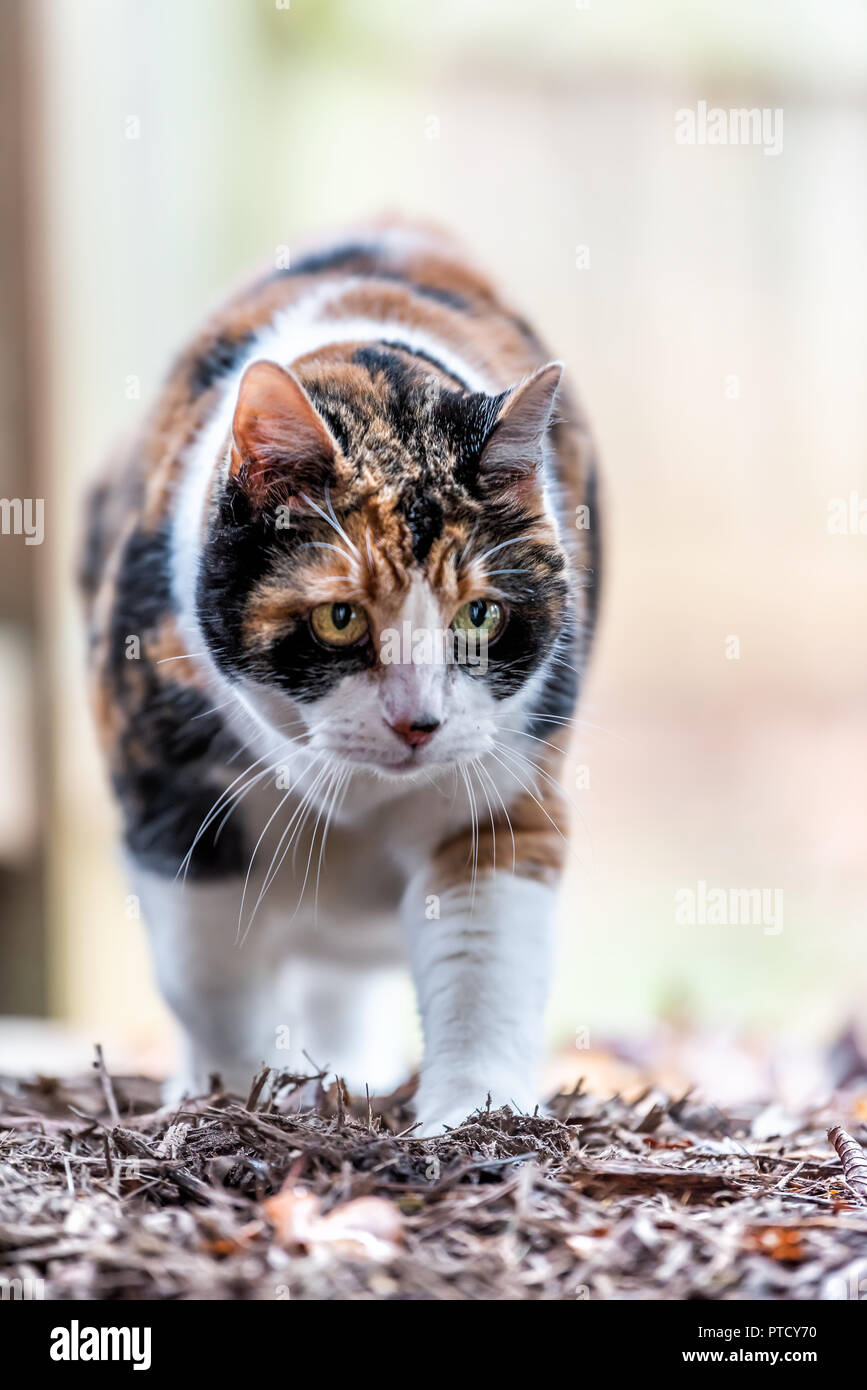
(388, 718), (441, 748)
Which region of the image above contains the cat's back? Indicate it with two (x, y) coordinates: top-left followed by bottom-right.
(87, 219), (591, 550)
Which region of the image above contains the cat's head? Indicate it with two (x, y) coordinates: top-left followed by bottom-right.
(197, 345), (573, 778)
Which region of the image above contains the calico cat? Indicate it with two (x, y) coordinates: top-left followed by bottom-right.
(81, 221), (600, 1134)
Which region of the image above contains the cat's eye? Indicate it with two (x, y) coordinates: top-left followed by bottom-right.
(310, 601), (369, 647)
(452, 598), (505, 640)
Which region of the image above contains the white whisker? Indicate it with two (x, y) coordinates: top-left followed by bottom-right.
(476, 758), (516, 873)
(487, 748), (568, 845)
(236, 782), (299, 944)
(470, 760), (497, 874)
(525, 712), (627, 742)
(459, 763), (480, 910)
(299, 486), (361, 561)
(493, 739), (565, 802)
(241, 756), (335, 940)
(497, 724), (568, 757)
(313, 765), (352, 917)
(177, 750), (277, 883)
(290, 762), (343, 923)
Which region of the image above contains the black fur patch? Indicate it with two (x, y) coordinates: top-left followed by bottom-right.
(436, 389), (506, 495)
(106, 525), (247, 878)
(279, 243), (371, 277)
(117, 721), (247, 880)
(79, 480), (111, 605)
(477, 554), (569, 701)
(583, 466), (602, 631)
(526, 631), (580, 737)
(392, 277), (469, 312)
(197, 480), (376, 702)
(272, 241), (472, 314)
(270, 617), (376, 699)
(377, 338), (467, 387)
(351, 345), (416, 397)
(405, 494), (443, 563)
(196, 482), (273, 664)
(190, 332), (255, 396)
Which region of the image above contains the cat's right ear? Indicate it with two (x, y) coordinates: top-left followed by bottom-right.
(230, 360), (336, 507)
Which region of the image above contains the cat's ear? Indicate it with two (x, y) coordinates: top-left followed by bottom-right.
(230, 360), (336, 506)
(478, 361), (563, 499)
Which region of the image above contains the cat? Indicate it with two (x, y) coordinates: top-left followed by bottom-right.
(81, 220), (600, 1134)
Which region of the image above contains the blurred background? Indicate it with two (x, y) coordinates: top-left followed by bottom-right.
(1, 0), (866, 1092)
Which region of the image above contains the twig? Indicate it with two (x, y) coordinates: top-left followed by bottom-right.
(245, 1066), (271, 1112)
(93, 1044), (121, 1126)
(774, 1159), (804, 1190)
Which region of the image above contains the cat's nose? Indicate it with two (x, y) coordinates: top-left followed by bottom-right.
(388, 717), (441, 748)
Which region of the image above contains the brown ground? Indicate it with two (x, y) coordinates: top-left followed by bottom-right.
(2, 1051), (867, 1301)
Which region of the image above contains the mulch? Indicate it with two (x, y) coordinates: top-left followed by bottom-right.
(2, 1057), (867, 1300)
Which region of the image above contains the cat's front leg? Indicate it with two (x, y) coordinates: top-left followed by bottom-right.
(132, 866), (288, 1100)
(403, 863), (557, 1137)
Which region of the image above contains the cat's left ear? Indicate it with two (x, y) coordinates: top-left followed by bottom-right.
(478, 361), (563, 499)
(230, 359), (336, 507)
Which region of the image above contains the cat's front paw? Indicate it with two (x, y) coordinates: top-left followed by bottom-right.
(414, 1103), (481, 1138)
(413, 1075), (536, 1138)
(162, 1062), (262, 1106)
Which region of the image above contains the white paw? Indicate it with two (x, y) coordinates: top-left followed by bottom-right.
(162, 1072), (194, 1107)
(414, 1105), (480, 1138)
(162, 1063), (262, 1105)
(413, 1077), (536, 1138)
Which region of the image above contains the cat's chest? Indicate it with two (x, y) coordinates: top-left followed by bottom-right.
(232, 775), (413, 913)
(232, 766), (469, 910)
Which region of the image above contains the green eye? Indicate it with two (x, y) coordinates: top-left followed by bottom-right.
(310, 602), (369, 647)
(452, 599), (504, 640)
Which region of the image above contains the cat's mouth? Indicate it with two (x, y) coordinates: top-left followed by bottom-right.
(343, 745), (439, 777)
(384, 747), (439, 774)
(324, 737), (478, 780)
(346, 741), (497, 783)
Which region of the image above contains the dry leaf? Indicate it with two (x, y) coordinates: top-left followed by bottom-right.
(263, 1186), (321, 1249)
(315, 1196), (404, 1262)
(203, 1220), (264, 1257)
(746, 1226), (806, 1263)
(264, 1184), (403, 1263)
(828, 1124), (867, 1204)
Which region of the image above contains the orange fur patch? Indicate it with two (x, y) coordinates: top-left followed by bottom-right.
(430, 785), (570, 892)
